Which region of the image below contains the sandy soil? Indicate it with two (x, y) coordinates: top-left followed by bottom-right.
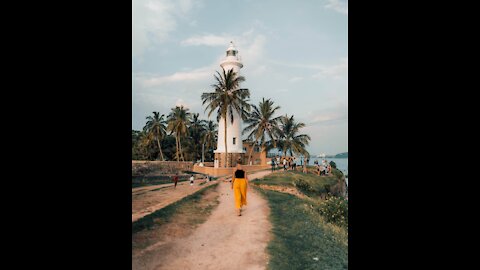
(132, 170), (272, 270)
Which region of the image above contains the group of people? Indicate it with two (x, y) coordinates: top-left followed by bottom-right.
(314, 159), (332, 176)
(270, 156), (301, 172)
(269, 155), (333, 177)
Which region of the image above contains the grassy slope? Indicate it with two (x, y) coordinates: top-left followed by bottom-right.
(255, 171), (339, 194)
(256, 187), (348, 270)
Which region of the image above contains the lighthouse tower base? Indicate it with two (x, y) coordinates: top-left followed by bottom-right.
(214, 152), (245, 168)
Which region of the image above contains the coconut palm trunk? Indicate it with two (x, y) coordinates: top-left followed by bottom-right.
(247, 139), (258, 165)
(179, 136), (185, 161)
(156, 138), (165, 161)
(175, 135), (180, 161)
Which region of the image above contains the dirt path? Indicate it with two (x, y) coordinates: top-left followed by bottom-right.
(133, 170), (272, 270)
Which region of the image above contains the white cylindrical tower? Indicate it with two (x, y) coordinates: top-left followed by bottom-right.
(214, 42), (245, 167)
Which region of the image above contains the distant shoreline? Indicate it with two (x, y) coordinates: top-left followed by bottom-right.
(312, 152), (348, 159)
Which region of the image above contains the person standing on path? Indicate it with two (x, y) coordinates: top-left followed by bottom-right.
(231, 163), (249, 216)
(271, 157), (276, 172)
(172, 172), (179, 189)
(190, 174), (194, 186)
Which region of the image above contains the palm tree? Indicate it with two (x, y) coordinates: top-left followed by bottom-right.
(243, 98), (282, 164)
(167, 106), (191, 161)
(277, 114), (311, 157)
(138, 130), (155, 160)
(132, 130), (142, 159)
(144, 112), (167, 161)
(188, 113), (207, 162)
(201, 68), (250, 167)
(202, 120), (218, 161)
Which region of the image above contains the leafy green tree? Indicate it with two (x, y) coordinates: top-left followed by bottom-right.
(143, 112), (167, 160)
(202, 120), (218, 161)
(243, 98), (281, 164)
(277, 114), (311, 157)
(188, 113), (207, 162)
(167, 106), (191, 161)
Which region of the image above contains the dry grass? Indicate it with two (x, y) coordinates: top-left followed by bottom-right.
(132, 183), (220, 253)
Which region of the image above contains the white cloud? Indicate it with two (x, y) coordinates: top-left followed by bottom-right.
(136, 66), (214, 88)
(269, 57), (347, 80)
(132, 0), (196, 57)
(289, 76), (303, 83)
(241, 34), (266, 65)
(325, 0), (348, 15)
(306, 102), (348, 126)
(136, 32), (261, 90)
(269, 60), (322, 70)
(180, 30), (267, 66)
(312, 57), (348, 80)
(176, 0), (195, 14)
(181, 34), (230, 46)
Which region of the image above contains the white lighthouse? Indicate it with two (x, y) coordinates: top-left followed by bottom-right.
(214, 41), (245, 168)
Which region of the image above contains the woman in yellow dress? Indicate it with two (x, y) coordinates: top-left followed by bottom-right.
(231, 163), (249, 216)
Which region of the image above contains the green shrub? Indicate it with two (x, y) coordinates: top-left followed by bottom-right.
(317, 196), (348, 228)
(331, 168), (344, 180)
(329, 161), (337, 169)
(324, 184), (331, 194)
(293, 178), (314, 194)
(327, 178), (347, 198)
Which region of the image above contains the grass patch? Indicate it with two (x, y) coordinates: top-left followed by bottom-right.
(252, 171), (338, 197)
(148, 187), (169, 192)
(132, 183), (219, 235)
(132, 171), (212, 188)
(132, 178), (189, 188)
(182, 170), (204, 175)
(256, 187), (348, 270)
(198, 181), (212, 186)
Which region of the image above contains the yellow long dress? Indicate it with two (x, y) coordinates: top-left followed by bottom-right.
(233, 170), (247, 209)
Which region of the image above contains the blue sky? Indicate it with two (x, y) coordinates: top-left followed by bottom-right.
(133, 0), (348, 155)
